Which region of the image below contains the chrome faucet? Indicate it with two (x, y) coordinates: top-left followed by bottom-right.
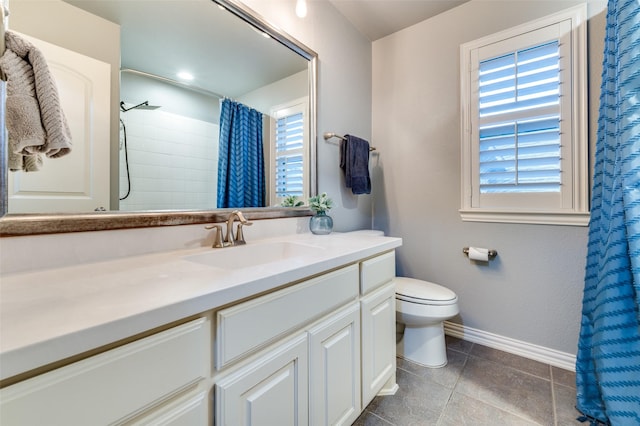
(225, 210), (252, 246)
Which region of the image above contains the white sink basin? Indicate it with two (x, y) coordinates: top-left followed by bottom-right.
(184, 241), (324, 270)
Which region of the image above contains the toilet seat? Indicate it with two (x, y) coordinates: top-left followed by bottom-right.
(395, 277), (457, 306)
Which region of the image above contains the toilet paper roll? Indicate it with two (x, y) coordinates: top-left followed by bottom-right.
(468, 247), (490, 262)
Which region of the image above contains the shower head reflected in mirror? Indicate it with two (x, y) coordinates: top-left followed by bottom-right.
(119, 101), (161, 112)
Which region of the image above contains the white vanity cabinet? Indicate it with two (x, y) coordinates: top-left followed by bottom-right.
(215, 306), (364, 426)
(213, 264), (360, 426)
(360, 251), (397, 407)
(0, 318), (210, 426)
(0, 244), (399, 426)
(213, 250), (397, 426)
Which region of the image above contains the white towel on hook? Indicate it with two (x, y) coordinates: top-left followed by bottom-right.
(0, 30), (72, 171)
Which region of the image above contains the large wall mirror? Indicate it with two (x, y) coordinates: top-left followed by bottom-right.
(0, 0), (317, 235)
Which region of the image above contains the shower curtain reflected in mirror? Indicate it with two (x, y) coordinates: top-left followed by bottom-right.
(217, 99), (265, 208)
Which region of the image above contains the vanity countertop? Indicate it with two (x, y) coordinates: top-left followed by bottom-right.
(0, 232), (401, 381)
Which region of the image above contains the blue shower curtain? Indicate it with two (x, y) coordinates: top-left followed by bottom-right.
(576, 0), (640, 424)
(217, 99), (265, 208)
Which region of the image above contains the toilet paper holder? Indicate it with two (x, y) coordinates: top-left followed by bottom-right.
(463, 247), (498, 260)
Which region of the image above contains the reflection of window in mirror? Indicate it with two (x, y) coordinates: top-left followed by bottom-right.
(270, 97), (309, 206)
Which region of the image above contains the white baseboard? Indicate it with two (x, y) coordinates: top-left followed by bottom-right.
(444, 321), (576, 372)
(377, 383), (399, 396)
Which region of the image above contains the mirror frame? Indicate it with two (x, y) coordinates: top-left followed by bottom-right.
(0, 0), (317, 236)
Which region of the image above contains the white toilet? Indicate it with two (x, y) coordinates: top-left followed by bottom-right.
(395, 277), (459, 368)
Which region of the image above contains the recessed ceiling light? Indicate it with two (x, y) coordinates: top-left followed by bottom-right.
(295, 0), (307, 18)
(177, 71), (194, 81)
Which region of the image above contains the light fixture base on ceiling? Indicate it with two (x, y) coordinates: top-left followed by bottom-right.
(295, 0), (307, 18)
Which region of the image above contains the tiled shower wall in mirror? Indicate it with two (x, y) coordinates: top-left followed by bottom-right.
(118, 109), (219, 211)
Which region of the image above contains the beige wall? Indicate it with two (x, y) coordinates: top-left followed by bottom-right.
(372, 0), (606, 355)
(10, 0), (121, 208)
(242, 0), (374, 230)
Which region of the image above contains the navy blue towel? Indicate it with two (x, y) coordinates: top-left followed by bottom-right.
(340, 134), (371, 195)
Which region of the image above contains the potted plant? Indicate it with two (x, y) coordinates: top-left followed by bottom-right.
(308, 192), (334, 235)
(281, 195), (304, 207)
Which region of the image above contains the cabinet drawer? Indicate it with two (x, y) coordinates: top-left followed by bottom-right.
(360, 251), (395, 295)
(0, 318), (209, 426)
(126, 391), (208, 426)
(216, 264), (359, 369)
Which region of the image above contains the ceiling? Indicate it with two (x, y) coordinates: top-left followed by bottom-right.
(328, 0), (470, 41)
(57, 0), (470, 99)
(63, 0), (308, 99)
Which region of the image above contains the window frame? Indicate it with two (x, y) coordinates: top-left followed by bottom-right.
(459, 4), (589, 226)
(269, 97), (310, 205)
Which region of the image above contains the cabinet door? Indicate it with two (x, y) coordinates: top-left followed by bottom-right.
(215, 333), (308, 426)
(361, 281), (396, 407)
(308, 303), (361, 426)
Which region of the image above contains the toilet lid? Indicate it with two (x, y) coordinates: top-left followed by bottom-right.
(394, 277), (457, 303)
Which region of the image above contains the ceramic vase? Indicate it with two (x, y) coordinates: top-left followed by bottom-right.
(309, 211), (333, 235)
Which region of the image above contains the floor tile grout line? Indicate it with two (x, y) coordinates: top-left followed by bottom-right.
(453, 342), (556, 425)
(450, 350), (470, 391)
(465, 352), (554, 382)
(375, 339), (572, 426)
(436, 350), (471, 426)
(364, 410), (395, 426)
(553, 381), (577, 389)
(550, 365), (559, 426)
(446, 340), (475, 357)
(396, 358), (425, 380)
(434, 388), (456, 426)
(452, 377), (552, 425)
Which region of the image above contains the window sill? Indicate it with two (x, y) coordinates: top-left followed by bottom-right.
(459, 209), (590, 226)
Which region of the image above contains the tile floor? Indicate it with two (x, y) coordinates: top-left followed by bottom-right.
(354, 336), (583, 426)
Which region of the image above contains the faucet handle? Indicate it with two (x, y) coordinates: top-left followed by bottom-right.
(232, 210), (250, 224)
(235, 221), (253, 245)
(205, 224), (225, 248)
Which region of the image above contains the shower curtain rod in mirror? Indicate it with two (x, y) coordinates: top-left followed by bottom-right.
(121, 68), (224, 99)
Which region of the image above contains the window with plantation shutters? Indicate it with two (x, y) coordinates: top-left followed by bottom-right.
(275, 111), (304, 197)
(478, 41), (561, 194)
(270, 98), (309, 204)
(460, 5), (589, 226)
